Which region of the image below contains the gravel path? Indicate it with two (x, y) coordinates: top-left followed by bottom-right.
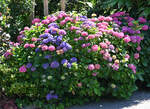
(68, 90), (150, 109)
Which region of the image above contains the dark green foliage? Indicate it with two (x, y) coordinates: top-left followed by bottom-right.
(88, 0), (150, 18)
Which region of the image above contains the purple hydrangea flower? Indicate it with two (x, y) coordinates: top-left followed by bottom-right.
(39, 33), (52, 38)
(61, 59), (68, 64)
(26, 63), (32, 68)
(67, 63), (72, 68)
(70, 57), (77, 63)
(65, 43), (72, 50)
(31, 67), (36, 71)
(50, 61), (60, 68)
(62, 47), (68, 52)
(57, 36), (63, 42)
(48, 23), (59, 28)
(42, 63), (49, 69)
(44, 55), (52, 59)
(59, 30), (66, 35)
(42, 39), (50, 44)
(60, 42), (67, 47)
(46, 93), (58, 101)
(35, 48), (40, 53)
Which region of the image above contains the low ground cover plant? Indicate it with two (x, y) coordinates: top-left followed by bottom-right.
(0, 11), (149, 108)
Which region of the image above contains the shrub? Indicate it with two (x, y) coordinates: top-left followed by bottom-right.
(1, 11), (143, 108)
(0, 12), (11, 56)
(110, 12), (150, 85)
(0, 0), (33, 41)
(88, 0), (150, 19)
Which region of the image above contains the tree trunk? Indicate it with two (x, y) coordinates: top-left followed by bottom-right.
(61, 0), (66, 11)
(30, 0), (36, 24)
(43, 0), (49, 16)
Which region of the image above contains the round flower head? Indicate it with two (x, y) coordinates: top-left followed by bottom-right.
(88, 64), (95, 71)
(134, 53), (139, 59)
(24, 43), (30, 48)
(50, 61), (60, 68)
(91, 45), (99, 52)
(42, 63), (49, 69)
(31, 67), (36, 71)
(70, 57), (77, 63)
(48, 45), (55, 51)
(61, 59), (68, 64)
(124, 36), (131, 43)
(19, 65), (27, 73)
(81, 32), (88, 36)
(30, 44), (35, 48)
(42, 45), (48, 51)
(59, 29), (66, 35)
(95, 64), (100, 70)
(26, 63), (32, 68)
(142, 25), (149, 31)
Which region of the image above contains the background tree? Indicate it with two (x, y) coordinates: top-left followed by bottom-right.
(43, 0), (49, 16)
(61, 0), (66, 11)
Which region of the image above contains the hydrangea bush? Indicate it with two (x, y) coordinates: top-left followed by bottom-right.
(110, 12), (150, 85)
(0, 11), (145, 108)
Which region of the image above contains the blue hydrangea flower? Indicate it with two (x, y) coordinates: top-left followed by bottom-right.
(67, 63), (72, 68)
(65, 43), (72, 50)
(39, 33), (52, 38)
(42, 63), (49, 69)
(44, 55), (52, 59)
(48, 23), (59, 28)
(26, 63), (32, 68)
(35, 48), (40, 53)
(61, 59), (68, 64)
(60, 42), (67, 47)
(57, 36), (63, 42)
(62, 47), (68, 52)
(31, 67), (36, 71)
(46, 93), (58, 101)
(50, 61), (59, 68)
(42, 39), (50, 44)
(70, 57), (77, 63)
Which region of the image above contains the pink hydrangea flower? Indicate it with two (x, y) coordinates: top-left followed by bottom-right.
(88, 34), (95, 39)
(138, 17), (147, 23)
(124, 36), (131, 43)
(95, 64), (100, 69)
(99, 42), (108, 49)
(31, 37), (37, 42)
(60, 20), (66, 25)
(98, 16), (105, 21)
(142, 25), (149, 31)
(104, 17), (112, 22)
(125, 54), (130, 59)
(136, 46), (141, 51)
(88, 64), (95, 71)
(42, 45), (48, 51)
(128, 64), (136, 73)
(100, 50), (105, 54)
(91, 45), (99, 52)
(30, 44), (35, 48)
(81, 32), (88, 36)
(48, 45), (55, 51)
(24, 27), (30, 30)
(128, 22), (134, 26)
(134, 53), (139, 59)
(19, 65), (27, 73)
(24, 43), (30, 48)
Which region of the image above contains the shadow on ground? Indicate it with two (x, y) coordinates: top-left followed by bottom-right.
(68, 90), (150, 109)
